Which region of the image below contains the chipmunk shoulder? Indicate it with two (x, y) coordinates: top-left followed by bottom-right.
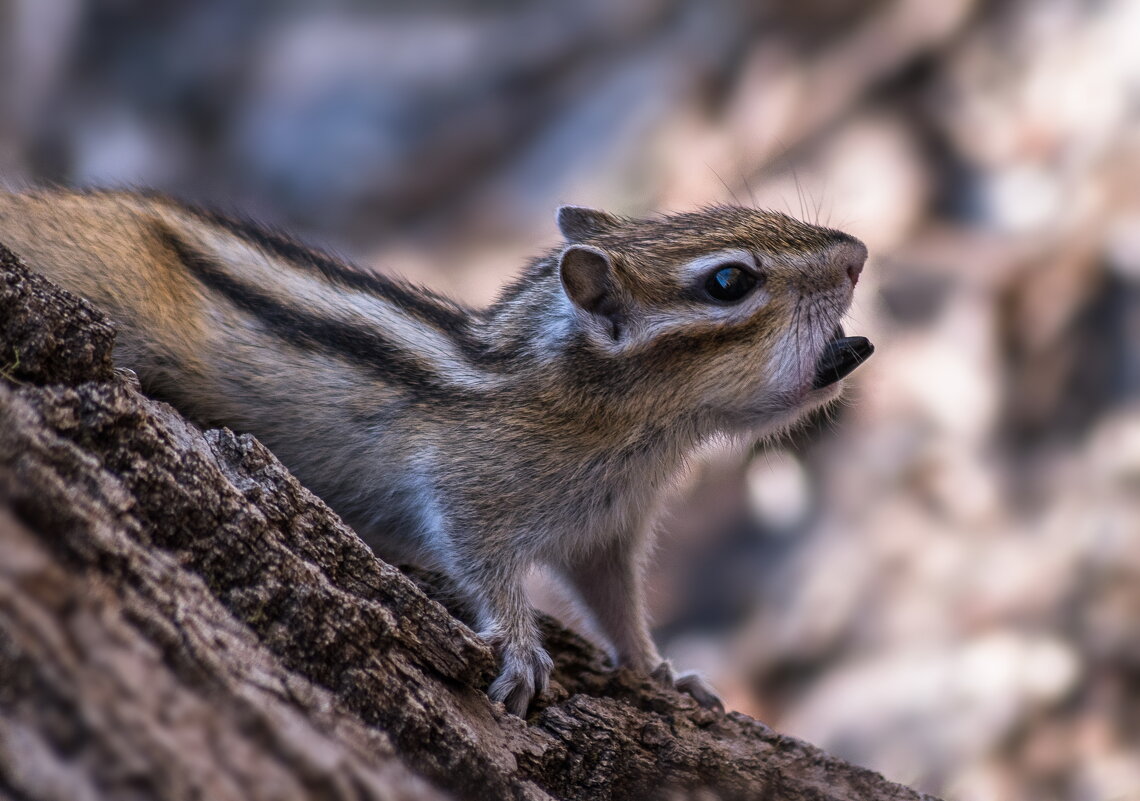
(0, 187), (873, 716)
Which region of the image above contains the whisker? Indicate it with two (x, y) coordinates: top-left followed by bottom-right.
(706, 163), (742, 206)
(741, 171), (757, 207)
(792, 168), (807, 222)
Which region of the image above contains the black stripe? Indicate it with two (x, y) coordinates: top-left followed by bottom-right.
(171, 200), (522, 370)
(161, 229), (462, 402)
(184, 204), (471, 331)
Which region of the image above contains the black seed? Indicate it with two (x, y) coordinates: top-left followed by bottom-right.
(812, 336), (874, 389)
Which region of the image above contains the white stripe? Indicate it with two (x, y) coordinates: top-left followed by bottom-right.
(189, 225), (497, 388)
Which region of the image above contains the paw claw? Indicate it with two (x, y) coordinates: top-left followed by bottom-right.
(488, 643), (553, 717)
(652, 661), (724, 712)
(650, 661), (675, 684)
(675, 671), (725, 713)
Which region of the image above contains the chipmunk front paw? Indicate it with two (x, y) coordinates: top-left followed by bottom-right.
(651, 661), (725, 712)
(488, 641), (554, 717)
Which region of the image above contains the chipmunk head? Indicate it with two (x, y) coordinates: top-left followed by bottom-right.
(556, 205), (873, 433)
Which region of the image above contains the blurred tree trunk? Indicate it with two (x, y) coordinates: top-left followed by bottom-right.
(0, 245), (938, 801)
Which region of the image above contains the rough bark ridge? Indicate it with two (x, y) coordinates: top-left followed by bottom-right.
(0, 245), (938, 801)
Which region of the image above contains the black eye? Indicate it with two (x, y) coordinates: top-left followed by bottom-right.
(704, 264), (758, 302)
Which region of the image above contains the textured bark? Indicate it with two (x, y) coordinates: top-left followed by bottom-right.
(0, 244), (939, 801)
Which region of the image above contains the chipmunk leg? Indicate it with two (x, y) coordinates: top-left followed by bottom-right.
(565, 537), (724, 712)
(466, 559), (553, 717)
(564, 536), (660, 673)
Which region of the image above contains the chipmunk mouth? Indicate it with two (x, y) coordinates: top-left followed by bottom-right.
(812, 326), (874, 389)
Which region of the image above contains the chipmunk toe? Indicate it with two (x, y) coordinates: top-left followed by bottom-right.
(488, 642), (553, 718)
(652, 661), (724, 712)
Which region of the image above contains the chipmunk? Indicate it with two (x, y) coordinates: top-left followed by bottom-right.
(0, 188), (873, 716)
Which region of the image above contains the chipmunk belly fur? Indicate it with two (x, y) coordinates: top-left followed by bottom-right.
(0, 187), (872, 716)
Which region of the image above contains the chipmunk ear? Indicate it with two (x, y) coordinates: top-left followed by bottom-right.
(559, 244), (626, 340)
(556, 205), (621, 242)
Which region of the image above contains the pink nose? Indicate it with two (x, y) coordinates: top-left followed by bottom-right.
(832, 240), (868, 287)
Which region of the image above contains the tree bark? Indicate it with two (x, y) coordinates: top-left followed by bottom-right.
(0, 245), (939, 801)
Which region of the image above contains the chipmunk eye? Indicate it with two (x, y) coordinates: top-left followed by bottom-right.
(704, 264), (758, 302)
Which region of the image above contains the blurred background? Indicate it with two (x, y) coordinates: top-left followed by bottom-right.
(3, 1), (1138, 798)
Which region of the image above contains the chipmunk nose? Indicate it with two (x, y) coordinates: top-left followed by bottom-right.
(831, 240), (868, 287)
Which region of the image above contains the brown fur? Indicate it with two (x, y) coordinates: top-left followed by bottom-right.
(0, 188), (868, 716)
